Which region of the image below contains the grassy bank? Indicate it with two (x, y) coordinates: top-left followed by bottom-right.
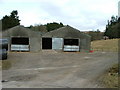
(99, 64), (119, 88)
(2, 60), (12, 70)
(0, 60), (14, 70)
(91, 39), (119, 52)
(0, 61), (2, 70)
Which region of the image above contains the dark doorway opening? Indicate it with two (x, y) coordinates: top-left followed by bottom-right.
(11, 37), (29, 52)
(42, 38), (52, 49)
(11, 37), (29, 45)
(64, 39), (79, 45)
(63, 39), (79, 52)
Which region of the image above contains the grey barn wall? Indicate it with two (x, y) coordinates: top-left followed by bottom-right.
(2, 25), (91, 52)
(30, 36), (42, 52)
(79, 32), (91, 51)
(2, 25), (42, 52)
(42, 25), (91, 52)
(80, 38), (91, 52)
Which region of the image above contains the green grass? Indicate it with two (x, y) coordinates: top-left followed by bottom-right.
(91, 39), (119, 52)
(100, 64), (119, 88)
(0, 61), (2, 70)
(0, 60), (12, 70)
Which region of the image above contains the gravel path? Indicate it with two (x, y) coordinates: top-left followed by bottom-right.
(2, 51), (118, 88)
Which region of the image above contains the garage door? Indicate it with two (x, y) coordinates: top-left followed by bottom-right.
(11, 37), (29, 51)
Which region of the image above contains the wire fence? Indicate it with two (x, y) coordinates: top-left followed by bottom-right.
(91, 48), (119, 52)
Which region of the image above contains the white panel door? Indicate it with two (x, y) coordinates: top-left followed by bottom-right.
(52, 38), (63, 50)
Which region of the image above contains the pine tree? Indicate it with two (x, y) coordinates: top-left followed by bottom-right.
(1, 10), (20, 30)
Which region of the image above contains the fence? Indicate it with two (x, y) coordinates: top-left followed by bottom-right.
(91, 48), (119, 52)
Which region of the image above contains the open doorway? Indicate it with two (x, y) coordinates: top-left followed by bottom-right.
(64, 39), (80, 51)
(64, 39), (79, 45)
(42, 38), (52, 49)
(11, 37), (29, 51)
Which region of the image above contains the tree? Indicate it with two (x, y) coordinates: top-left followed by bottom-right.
(28, 24), (47, 33)
(104, 15), (120, 39)
(28, 22), (64, 32)
(45, 22), (64, 32)
(88, 30), (104, 41)
(118, 23), (120, 37)
(118, 17), (120, 23)
(1, 10), (20, 30)
(110, 16), (117, 25)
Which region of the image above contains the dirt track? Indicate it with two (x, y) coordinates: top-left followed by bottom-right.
(2, 51), (118, 88)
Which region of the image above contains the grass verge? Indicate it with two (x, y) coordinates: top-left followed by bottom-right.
(1, 60), (12, 70)
(99, 64), (119, 88)
(91, 39), (119, 52)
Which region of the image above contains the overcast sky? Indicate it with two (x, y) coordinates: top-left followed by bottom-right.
(0, 0), (119, 31)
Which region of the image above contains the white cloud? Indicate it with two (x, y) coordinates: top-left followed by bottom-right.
(0, 0), (119, 31)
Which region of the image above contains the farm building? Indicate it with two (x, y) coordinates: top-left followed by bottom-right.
(2, 25), (91, 52)
(2, 25), (42, 52)
(42, 25), (91, 52)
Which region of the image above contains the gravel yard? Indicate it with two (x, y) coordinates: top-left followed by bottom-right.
(2, 50), (118, 88)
